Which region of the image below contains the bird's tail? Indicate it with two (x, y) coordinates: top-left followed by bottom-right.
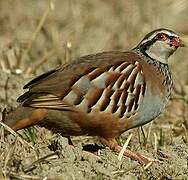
(2, 106), (46, 132)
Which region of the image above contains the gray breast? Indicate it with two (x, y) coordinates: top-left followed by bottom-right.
(131, 85), (169, 128)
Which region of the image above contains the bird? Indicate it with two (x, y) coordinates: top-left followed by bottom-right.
(3, 28), (185, 165)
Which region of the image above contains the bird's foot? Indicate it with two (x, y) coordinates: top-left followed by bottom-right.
(115, 145), (156, 165)
(100, 137), (158, 165)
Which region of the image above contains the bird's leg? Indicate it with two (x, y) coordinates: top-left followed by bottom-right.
(67, 136), (74, 145)
(100, 137), (154, 165)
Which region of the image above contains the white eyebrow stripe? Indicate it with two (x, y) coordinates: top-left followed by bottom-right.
(141, 30), (179, 44)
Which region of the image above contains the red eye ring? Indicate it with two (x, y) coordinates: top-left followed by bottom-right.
(157, 33), (167, 40)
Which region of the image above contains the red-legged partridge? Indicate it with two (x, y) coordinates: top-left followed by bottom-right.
(3, 28), (185, 164)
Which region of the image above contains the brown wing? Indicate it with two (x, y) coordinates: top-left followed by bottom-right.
(18, 51), (146, 117)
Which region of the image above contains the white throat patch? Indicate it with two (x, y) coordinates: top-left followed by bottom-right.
(145, 41), (175, 64)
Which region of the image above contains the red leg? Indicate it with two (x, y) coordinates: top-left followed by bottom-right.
(100, 137), (155, 165)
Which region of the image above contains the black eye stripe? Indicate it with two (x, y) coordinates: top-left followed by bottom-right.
(140, 38), (157, 51)
(169, 36), (174, 40)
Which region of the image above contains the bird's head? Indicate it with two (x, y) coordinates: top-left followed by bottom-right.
(136, 28), (186, 64)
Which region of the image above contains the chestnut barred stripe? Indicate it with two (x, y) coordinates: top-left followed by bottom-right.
(117, 62), (130, 72)
(121, 65), (135, 79)
(106, 73), (121, 87)
(113, 61), (125, 70)
(112, 90), (123, 106)
(69, 74), (83, 87)
(91, 72), (109, 88)
(133, 84), (141, 111)
(127, 98), (135, 112)
(111, 91), (123, 114)
(100, 88), (114, 111)
(28, 61), (146, 118)
(142, 82), (146, 96)
(87, 68), (105, 80)
(100, 96), (110, 111)
(86, 88), (104, 108)
(116, 74), (127, 88)
(120, 90), (129, 105)
(120, 104), (127, 118)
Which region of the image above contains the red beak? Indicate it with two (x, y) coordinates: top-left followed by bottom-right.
(170, 37), (186, 47)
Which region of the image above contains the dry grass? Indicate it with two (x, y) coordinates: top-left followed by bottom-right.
(0, 0), (188, 179)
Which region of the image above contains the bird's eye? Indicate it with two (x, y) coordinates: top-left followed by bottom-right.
(157, 33), (167, 40)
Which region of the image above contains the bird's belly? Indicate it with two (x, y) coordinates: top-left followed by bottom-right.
(39, 109), (122, 138)
(39, 110), (85, 136)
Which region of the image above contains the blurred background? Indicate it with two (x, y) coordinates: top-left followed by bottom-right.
(0, 0), (188, 179)
(0, 0), (188, 73)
